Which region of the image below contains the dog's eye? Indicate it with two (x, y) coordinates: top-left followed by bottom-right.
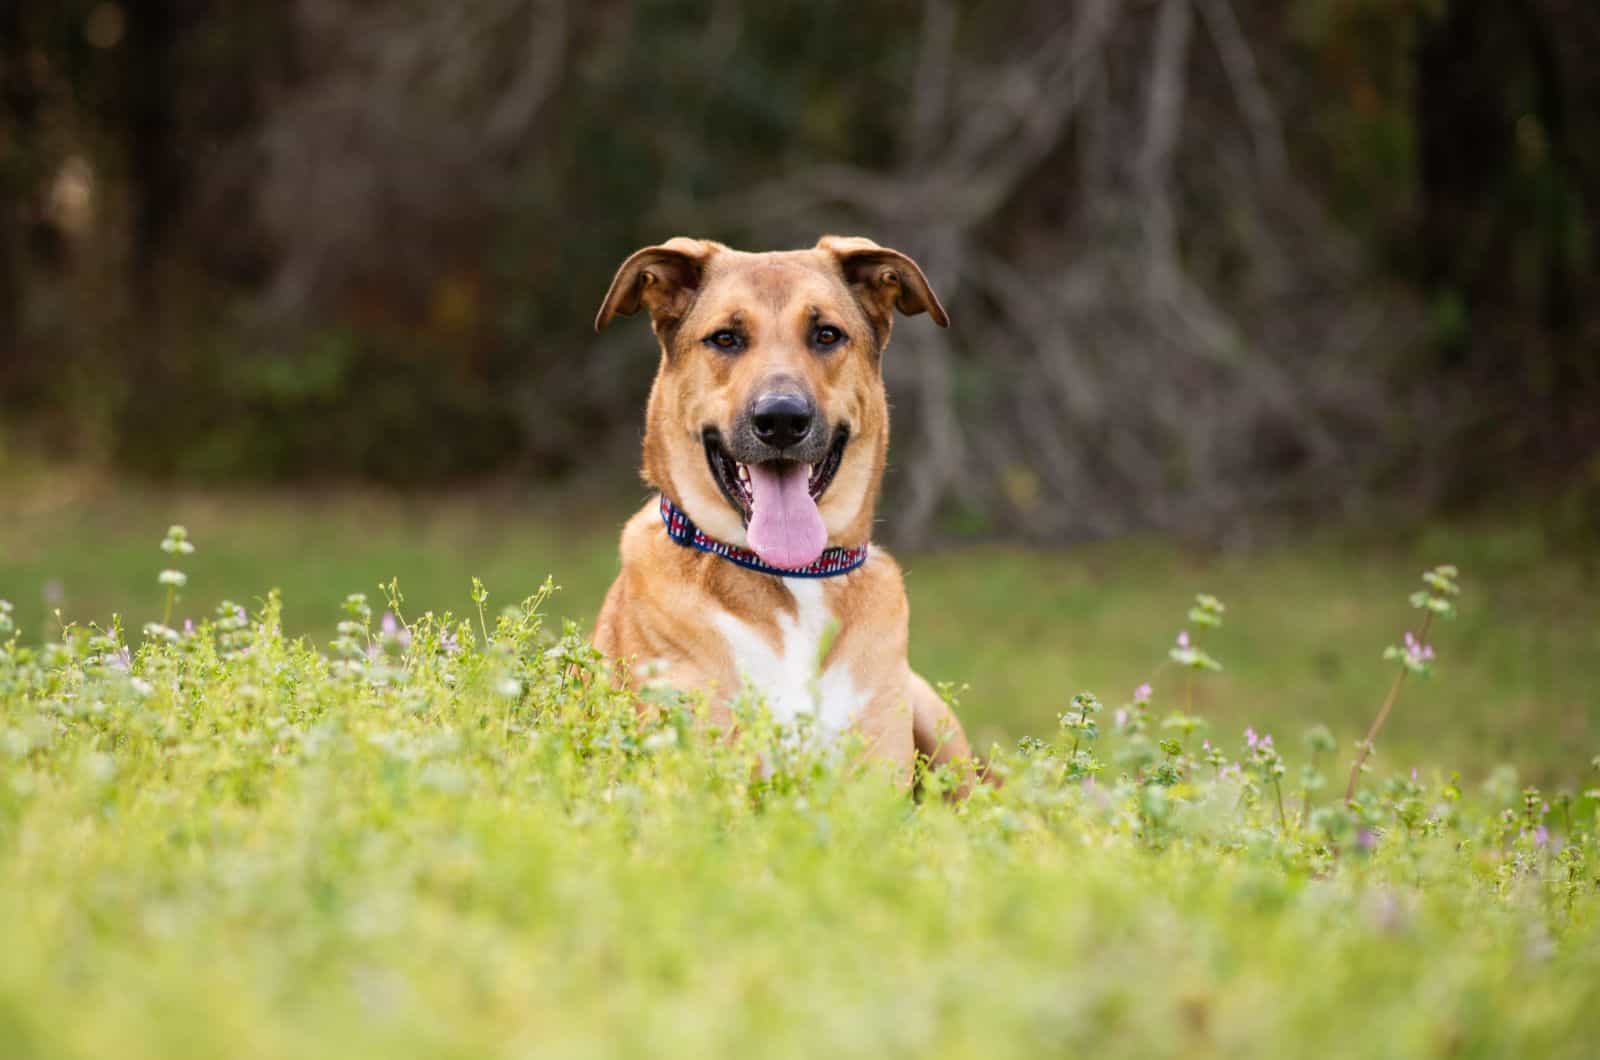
(705, 329), (743, 352)
(813, 325), (845, 350)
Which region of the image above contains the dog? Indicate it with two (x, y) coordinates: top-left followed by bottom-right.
(591, 235), (976, 787)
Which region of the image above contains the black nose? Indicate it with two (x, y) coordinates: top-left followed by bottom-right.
(750, 392), (815, 450)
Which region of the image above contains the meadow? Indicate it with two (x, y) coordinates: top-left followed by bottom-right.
(3, 473), (1596, 775)
(3, 474), (1599, 1057)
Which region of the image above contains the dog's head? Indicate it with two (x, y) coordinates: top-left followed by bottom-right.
(595, 235), (947, 570)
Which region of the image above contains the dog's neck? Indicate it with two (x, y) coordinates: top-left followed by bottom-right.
(657, 494), (869, 579)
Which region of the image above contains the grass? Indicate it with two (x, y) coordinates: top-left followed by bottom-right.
(2, 519), (1598, 1059)
(2, 474), (1596, 777)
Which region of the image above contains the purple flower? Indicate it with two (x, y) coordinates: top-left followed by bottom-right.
(1533, 826), (1550, 847)
(379, 611), (412, 649)
(1356, 829), (1378, 851)
(440, 629), (462, 656)
(1411, 767), (1419, 783)
(1176, 631), (1190, 649)
(1245, 727), (1259, 749)
(183, 619), (196, 636)
(1402, 632), (1435, 666)
(1133, 682), (1152, 703)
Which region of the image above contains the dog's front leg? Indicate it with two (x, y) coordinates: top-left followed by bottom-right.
(849, 690), (917, 788)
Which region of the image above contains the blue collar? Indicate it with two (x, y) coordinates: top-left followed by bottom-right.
(659, 494), (868, 578)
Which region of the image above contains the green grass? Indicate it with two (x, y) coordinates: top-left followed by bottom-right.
(3, 476), (1596, 778)
(2, 548), (1598, 1058)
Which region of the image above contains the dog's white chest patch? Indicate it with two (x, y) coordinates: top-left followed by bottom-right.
(711, 579), (867, 737)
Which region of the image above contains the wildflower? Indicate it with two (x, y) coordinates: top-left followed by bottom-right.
(1134, 682), (1152, 704)
(1382, 629), (1438, 677)
(1169, 628), (1221, 672)
(158, 569), (188, 588)
(159, 525), (196, 556)
(1187, 594), (1226, 629)
(380, 611), (412, 649)
(1245, 727), (1259, 749)
(1533, 826), (1550, 847)
(1402, 632), (1434, 667)
(1351, 564), (1461, 802)
(1113, 708), (1129, 730)
(1017, 735), (1047, 756)
(1356, 829), (1378, 851)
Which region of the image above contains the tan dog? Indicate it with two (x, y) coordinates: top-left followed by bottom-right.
(591, 235), (975, 785)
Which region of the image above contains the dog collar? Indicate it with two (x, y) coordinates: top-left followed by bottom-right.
(659, 494), (868, 578)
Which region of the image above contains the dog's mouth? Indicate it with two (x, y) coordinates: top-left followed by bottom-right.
(702, 426), (848, 570)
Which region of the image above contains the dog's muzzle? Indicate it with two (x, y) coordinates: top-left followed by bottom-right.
(733, 389), (829, 465)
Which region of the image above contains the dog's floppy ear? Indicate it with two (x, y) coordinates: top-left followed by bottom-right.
(594, 238), (719, 333)
(817, 235), (949, 332)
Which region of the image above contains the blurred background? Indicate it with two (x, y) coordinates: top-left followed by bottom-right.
(2, 0), (1598, 773)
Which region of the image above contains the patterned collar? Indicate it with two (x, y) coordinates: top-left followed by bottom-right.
(658, 494), (869, 578)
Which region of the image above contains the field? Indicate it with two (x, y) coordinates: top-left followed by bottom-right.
(3, 474), (1596, 775)
(3, 475), (1600, 1057)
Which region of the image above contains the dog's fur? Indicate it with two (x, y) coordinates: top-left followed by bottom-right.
(591, 235), (974, 785)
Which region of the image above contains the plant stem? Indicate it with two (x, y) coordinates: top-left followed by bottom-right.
(1345, 611), (1434, 803)
(1070, 700), (1090, 758)
(1273, 777), (1288, 832)
(1301, 750), (1319, 823)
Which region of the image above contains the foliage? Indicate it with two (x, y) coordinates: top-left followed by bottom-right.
(4, 1), (1595, 526)
(2, 529), (1599, 1057)
(4, 483), (1598, 776)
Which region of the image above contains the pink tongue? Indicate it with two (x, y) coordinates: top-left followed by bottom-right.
(745, 462), (828, 570)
